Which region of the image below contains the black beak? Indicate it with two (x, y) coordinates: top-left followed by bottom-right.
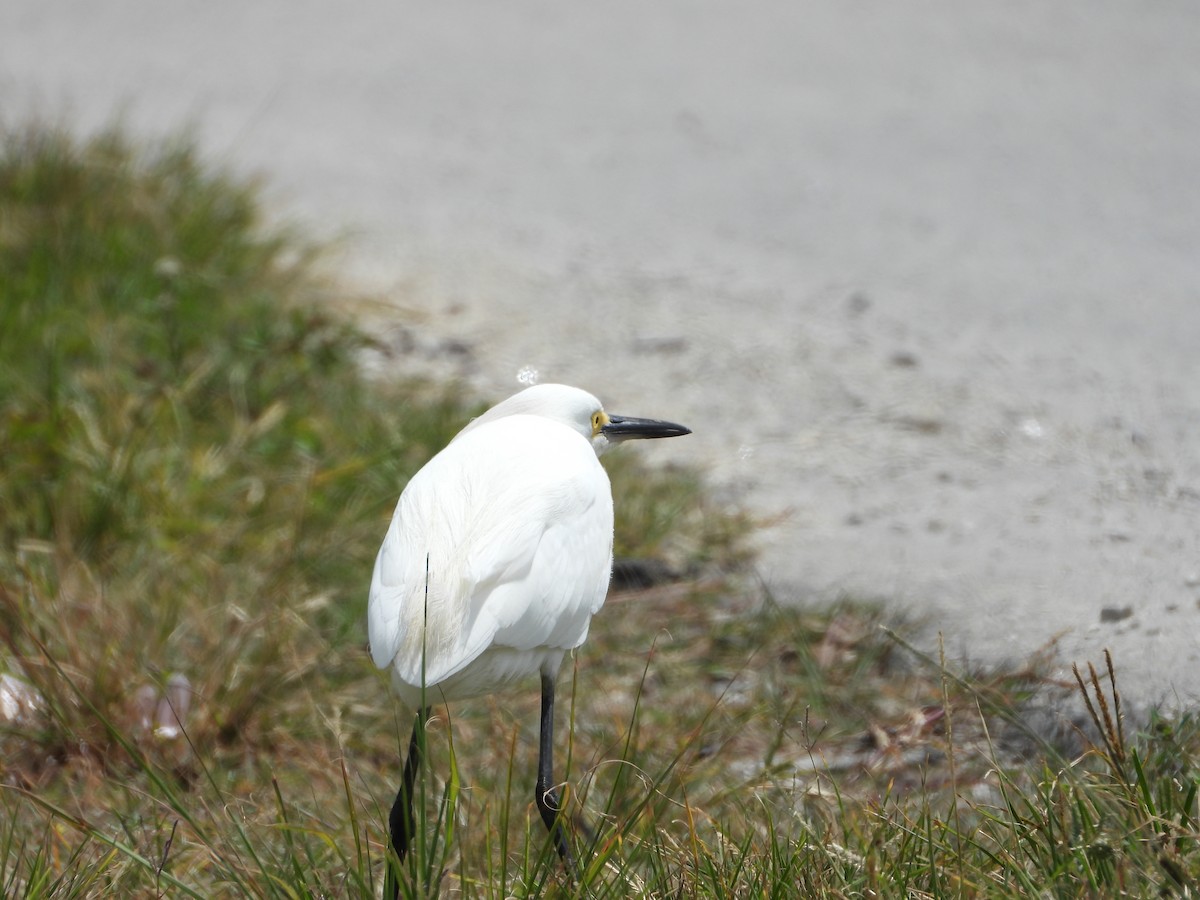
(601, 415), (691, 441)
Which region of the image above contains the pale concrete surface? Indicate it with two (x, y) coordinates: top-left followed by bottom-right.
(3, 1), (1199, 707)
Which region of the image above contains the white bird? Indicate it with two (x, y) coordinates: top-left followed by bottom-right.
(368, 383), (689, 888)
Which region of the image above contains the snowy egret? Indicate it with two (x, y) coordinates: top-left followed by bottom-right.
(368, 383), (689, 885)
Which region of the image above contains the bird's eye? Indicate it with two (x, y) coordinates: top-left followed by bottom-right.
(591, 411), (604, 434)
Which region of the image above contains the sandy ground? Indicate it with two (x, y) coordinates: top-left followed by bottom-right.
(3, 1), (1199, 709)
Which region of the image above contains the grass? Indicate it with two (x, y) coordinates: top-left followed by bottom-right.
(1, 122), (1199, 898)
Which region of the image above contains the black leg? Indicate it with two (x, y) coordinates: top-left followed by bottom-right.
(535, 671), (574, 868)
(386, 708), (428, 898)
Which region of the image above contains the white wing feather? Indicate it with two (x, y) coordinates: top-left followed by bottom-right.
(368, 414), (613, 697)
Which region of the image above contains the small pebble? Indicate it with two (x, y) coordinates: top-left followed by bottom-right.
(1019, 418), (1045, 439)
(1099, 605), (1133, 623)
(893, 414), (944, 434)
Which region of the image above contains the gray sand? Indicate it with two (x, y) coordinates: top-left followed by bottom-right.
(4, 1), (1198, 707)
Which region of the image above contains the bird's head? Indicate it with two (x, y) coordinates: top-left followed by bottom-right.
(459, 383), (690, 456)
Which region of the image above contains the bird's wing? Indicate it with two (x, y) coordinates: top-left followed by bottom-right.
(461, 453), (614, 656)
(368, 416), (613, 691)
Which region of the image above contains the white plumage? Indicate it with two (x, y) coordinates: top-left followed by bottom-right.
(368, 407), (613, 706)
(369, 383), (688, 889)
